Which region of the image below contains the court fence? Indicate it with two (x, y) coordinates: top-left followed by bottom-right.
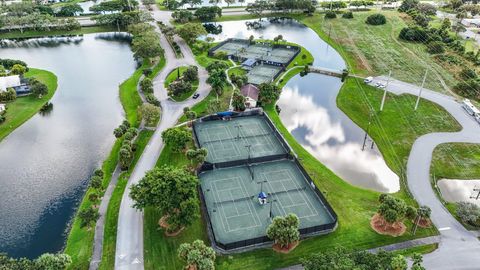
(193, 109), (338, 252)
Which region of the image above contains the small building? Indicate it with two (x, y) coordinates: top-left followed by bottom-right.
(241, 59), (257, 70)
(0, 75), (21, 92)
(240, 84), (259, 108)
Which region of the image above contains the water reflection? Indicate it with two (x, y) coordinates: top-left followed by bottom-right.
(0, 33), (135, 258)
(212, 19), (398, 192)
(278, 74), (399, 193)
(438, 179), (480, 206)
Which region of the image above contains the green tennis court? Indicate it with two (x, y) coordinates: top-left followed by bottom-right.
(194, 115), (288, 164)
(199, 159), (335, 248)
(247, 65), (283, 85)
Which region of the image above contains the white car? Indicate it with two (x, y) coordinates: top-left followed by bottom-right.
(364, 76), (373, 83)
(375, 82), (386, 88)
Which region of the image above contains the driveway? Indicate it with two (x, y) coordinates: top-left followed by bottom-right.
(372, 76), (480, 269)
(114, 6), (210, 270)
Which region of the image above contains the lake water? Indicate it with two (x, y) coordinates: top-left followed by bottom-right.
(438, 179), (480, 206)
(0, 33), (136, 258)
(210, 19), (399, 192)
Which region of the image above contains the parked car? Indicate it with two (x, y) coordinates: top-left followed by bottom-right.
(192, 93), (200, 99)
(375, 82), (386, 88)
(364, 76), (373, 83)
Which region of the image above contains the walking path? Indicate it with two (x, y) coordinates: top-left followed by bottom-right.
(371, 76), (480, 269)
(114, 5), (210, 270)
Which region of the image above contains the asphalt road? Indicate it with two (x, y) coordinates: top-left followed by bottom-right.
(372, 76), (480, 269)
(114, 6), (210, 270)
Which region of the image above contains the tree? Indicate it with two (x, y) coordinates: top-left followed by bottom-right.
(89, 0), (124, 13)
(9, 64), (27, 75)
(365, 13), (386, 25)
(194, 6), (222, 21)
(29, 78), (48, 98)
(114, 127), (124, 138)
(176, 23), (208, 44)
(178, 240), (215, 270)
(416, 3), (436, 16)
(94, 169), (104, 178)
(324, 11), (336, 19)
(35, 253), (72, 270)
(168, 79), (192, 96)
(390, 255), (407, 270)
(183, 66), (198, 82)
(185, 109), (197, 122)
(0, 88), (16, 102)
(139, 103), (160, 127)
(161, 127), (191, 152)
(172, 10), (194, 23)
(78, 207), (99, 227)
(377, 194), (407, 225)
(456, 201), (480, 226)
(127, 22), (155, 36)
(258, 83), (280, 105)
(266, 213), (300, 249)
(207, 99), (221, 114)
(405, 205), (417, 220)
(140, 77), (153, 93)
(411, 253), (426, 270)
(232, 90), (246, 111)
(119, 143), (133, 170)
(131, 31), (164, 60)
(90, 175), (103, 189)
(186, 148), (207, 166)
(246, 0), (271, 17)
(130, 166), (199, 231)
(56, 4), (83, 17)
(398, 0), (419, 12)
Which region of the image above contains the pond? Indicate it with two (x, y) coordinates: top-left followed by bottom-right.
(209, 19), (399, 192)
(0, 33), (136, 258)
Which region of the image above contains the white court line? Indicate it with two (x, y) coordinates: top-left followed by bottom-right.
(212, 176), (243, 232)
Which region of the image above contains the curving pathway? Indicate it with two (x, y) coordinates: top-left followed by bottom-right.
(114, 5), (210, 270)
(372, 76), (480, 269)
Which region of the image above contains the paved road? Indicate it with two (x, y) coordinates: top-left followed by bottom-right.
(114, 5), (210, 270)
(372, 76), (480, 269)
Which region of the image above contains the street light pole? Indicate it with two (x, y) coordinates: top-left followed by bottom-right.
(380, 70), (391, 111)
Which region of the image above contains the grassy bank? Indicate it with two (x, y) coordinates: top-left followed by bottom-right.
(298, 11), (456, 93)
(431, 143), (480, 180)
(0, 68), (57, 142)
(0, 26), (118, 39)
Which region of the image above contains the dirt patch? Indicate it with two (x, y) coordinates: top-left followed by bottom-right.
(416, 218), (432, 228)
(370, 213), (406, 237)
(159, 215), (185, 237)
(272, 241), (299, 254)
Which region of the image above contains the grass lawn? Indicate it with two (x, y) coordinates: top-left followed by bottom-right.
(164, 66), (199, 102)
(393, 243), (438, 257)
(431, 143), (480, 180)
(0, 68), (57, 142)
(298, 11), (456, 93)
(98, 130), (155, 270)
(0, 26), (118, 39)
(227, 66), (246, 77)
(178, 85), (233, 123)
(337, 77), (461, 178)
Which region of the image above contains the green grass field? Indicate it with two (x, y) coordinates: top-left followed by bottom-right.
(164, 66), (199, 101)
(431, 143), (480, 180)
(0, 68), (57, 142)
(298, 11), (456, 93)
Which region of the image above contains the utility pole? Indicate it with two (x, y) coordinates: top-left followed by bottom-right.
(380, 70), (391, 111)
(362, 111), (373, 151)
(415, 69), (428, 111)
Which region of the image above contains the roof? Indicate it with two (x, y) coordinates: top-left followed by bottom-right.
(0, 75), (21, 91)
(240, 84), (259, 101)
(242, 58), (257, 67)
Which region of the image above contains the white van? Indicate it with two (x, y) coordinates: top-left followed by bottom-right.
(364, 76), (373, 83)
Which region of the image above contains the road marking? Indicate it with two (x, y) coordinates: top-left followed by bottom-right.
(438, 227), (451, 231)
(132, 258), (141, 264)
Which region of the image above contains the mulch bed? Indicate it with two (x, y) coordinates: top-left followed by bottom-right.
(159, 215), (185, 237)
(416, 218), (432, 228)
(370, 213), (406, 237)
(272, 241), (299, 254)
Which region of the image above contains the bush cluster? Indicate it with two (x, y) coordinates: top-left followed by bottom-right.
(365, 13), (386, 25)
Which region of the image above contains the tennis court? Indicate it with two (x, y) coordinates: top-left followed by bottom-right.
(247, 65), (283, 85)
(194, 115), (288, 164)
(199, 159), (336, 248)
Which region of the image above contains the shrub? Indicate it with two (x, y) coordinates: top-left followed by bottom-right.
(324, 11), (337, 19)
(456, 201), (480, 227)
(427, 41), (445, 54)
(140, 77), (153, 94)
(342, 11), (353, 18)
(145, 93), (160, 106)
(365, 13), (386, 25)
(399, 26), (427, 42)
(460, 68), (477, 80)
(78, 207), (99, 227)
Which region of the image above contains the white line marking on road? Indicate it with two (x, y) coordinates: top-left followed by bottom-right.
(438, 227), (451, 231)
